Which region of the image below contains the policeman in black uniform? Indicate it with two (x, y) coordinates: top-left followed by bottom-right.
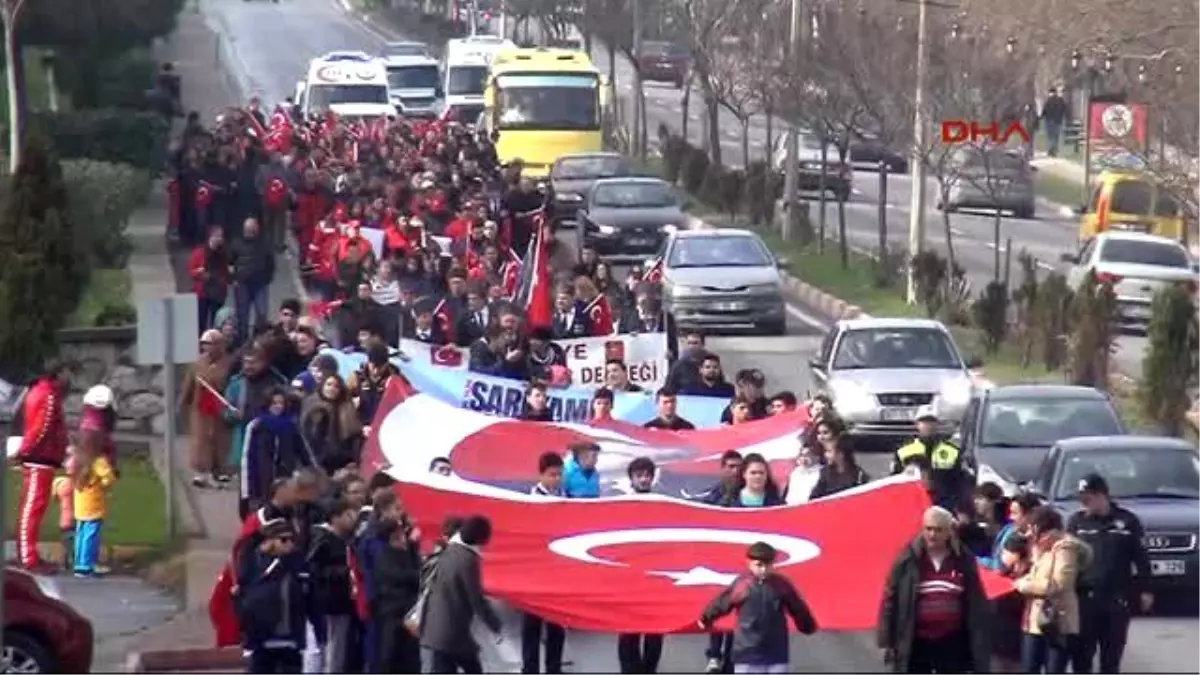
(1066, 473), (1153, 674)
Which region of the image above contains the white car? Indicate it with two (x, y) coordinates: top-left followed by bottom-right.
(1061, 232), (1197, 331)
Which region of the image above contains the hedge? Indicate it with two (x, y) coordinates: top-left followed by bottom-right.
(26, 109), (170, 171)
(62, 159), (152, 268)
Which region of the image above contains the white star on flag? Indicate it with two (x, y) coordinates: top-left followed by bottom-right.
(648, 566), (739, 587)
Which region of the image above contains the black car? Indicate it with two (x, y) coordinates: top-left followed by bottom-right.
(578, 177), (685, 261)
(960, 385), (1126, 487)
(548, 153), (632, 229)
(848, 130), (908, 173)
(1026, 436), (1199, 596)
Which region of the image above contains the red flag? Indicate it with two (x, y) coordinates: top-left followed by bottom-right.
(431, 298), (456, 345)
(584, 294), (614, 336)
(347, 545), (372, 622)
(644, 256), (664, 283)
(501, 249), (522, 297)
(208, 509), (268, 647)
(195, 180), (218, 209)
(514, 212), (553, 330)
(244, 108), (269, 140)
(196, 384), (225, 418)
(431, 344), (464, 367)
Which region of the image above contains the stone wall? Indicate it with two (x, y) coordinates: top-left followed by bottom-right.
(58, 326), (185, 435)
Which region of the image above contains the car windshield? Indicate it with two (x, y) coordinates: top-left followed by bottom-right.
(306, 84), (389, 110)
(446, 65), (488, 96)
(981, 398), (1122, 447)
(1099, 239), (1190, 268)
(642, 42), (684, 57)
(832, 327), (962, 370)
(495, 74), (600, 130)
(1054, 447), (1200, 500)
(1111, 180), (1155, 214)
(387, 65), (439, 90)
(385, 43), (427, 57)
(445, 103), (484, 125)
(592, 182), (675, 208)
(667, 235), (771, 268)
(553, 156), (627, 180)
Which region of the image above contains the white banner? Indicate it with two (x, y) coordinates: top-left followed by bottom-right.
(397, 332), (669, 390)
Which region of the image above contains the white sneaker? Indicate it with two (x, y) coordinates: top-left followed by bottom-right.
(705, 658), (722, 673)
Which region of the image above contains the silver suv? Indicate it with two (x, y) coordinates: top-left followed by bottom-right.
(807, 317), (981, 440)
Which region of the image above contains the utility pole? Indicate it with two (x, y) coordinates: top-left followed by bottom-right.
(905, 0), (929, 304)
(631, 0), (643, 157)
(782, 0), (803, 241)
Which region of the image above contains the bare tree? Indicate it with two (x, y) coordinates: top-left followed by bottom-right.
(2, 0), (30, 171)
(706, 14), (767, 168)
(672, 0), (742, 167)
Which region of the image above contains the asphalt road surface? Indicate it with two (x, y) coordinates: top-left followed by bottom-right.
(199, 0), (1194, 670)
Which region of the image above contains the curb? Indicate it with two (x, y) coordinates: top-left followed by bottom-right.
(126, 647), (245, 673)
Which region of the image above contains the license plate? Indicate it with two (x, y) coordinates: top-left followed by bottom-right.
(627, 237), (653, 246)
(1126, 305), (1152, 319)
(1151, 559), (1187, 576)
(712, 301), (748, 311)
(881, 407), (918, 422)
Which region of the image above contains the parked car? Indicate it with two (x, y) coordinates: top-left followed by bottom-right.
(960, 384), (1126, 491)
(807, 317), (980, 444)
(771, 130), (853, 201)
(937, 145), (1036, 219)
(1076, 170), (1186, 243)
(636, 41), (688, 88)
(658, 228), (787, 335)
(1062, 232), (1197, 332)
(4, 567), (95, 672)
(578, 177), (685, 260)
(549, 152), (633, 228)
(848, 130), (908, 173)
(1025, 436), (1199, 598)
(382, 41), (431, 58)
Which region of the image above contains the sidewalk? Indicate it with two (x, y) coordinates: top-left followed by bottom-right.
(120, 10), (255, 668)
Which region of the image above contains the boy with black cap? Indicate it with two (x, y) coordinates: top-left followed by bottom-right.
(698, 542), (818, 674)
(236, 518), (311, 674)
(1067, 472), (1152, 675)
(347, 341), (398, 429)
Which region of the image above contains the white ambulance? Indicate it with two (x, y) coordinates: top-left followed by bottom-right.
(294, 51), (394, 120)
(439, 34), (515, 123)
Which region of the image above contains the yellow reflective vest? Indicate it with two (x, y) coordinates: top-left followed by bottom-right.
(893, 438), (961, 473)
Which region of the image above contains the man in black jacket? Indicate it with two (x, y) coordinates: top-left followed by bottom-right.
(469, 324), (527, 379)
(237, 518), (310, 674)
(420, 515), (504, 673)
(307, 497), (361, 674)
(231, 217), (276, 343)
(876, 506), (992, 674)
(372, 518), (424, 672)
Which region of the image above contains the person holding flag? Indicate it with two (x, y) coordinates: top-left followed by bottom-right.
(575, 275), (615, 336)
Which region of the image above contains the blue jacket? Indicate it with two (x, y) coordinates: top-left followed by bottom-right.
(978, 521), (1017, 570)
(563, 455), (600, 498)
(224, 366), (288, 466)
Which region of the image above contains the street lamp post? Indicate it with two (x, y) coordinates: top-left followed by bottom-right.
(782, 0), (804, 241)
(1071, 48), (1113, 205)
(905, 0), (929, 304)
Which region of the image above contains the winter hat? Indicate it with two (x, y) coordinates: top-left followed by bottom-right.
(82, 385), (114, 409)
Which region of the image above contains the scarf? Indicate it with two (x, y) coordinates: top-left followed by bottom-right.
(257, 411), (295, 436)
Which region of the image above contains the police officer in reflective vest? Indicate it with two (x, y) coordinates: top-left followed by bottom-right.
(890, 405), (969, 512)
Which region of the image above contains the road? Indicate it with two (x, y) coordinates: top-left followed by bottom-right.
(199, 0), (1194, 670)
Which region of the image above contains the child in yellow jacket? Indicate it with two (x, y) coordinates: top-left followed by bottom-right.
(72, 389), (118, 577)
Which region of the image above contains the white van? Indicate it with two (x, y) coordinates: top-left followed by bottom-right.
(294, 51), (393, 120)
(383, 54), (441, 119)
(440, 34), (515, 122)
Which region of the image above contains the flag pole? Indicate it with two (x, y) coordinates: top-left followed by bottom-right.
(196, 376), (238, 411)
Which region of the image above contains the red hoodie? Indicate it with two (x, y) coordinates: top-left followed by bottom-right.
(18, 378), (69, 468)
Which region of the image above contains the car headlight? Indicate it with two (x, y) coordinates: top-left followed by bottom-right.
(595, 224), (616, 235)
(557, 192), (583, 202)
(939, 378), (973, 406)
(660, 223), (677, 233)
(672, 284), (704, 297)
(830, 381), (876, 414)
(803, 161), (823, 170)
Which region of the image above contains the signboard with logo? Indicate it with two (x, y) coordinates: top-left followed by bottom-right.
(1088, 101), (1148, 172)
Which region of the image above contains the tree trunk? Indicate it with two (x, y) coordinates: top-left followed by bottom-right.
(818, 141), (828, 251)
(837, 144), (850, 268)
(764, 108), (774, 164)
(704, 95), (721, 167)
(992, 211), (1002, 282)
(940, 182), (957, 274)
(4, 22), (22, 173)
(740, 118), (749, 170)
(680, 77), (691, 141)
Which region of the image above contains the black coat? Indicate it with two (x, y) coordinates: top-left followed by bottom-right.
(418, 541), (502, 657)
(372, 544), (422, 618)
(876, 539), (992, 673)
(808, 464), (870, 501)
(307, 524), (355, 617)
(235, 548), (311, 649)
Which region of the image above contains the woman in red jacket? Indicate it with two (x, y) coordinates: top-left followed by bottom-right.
(187, 226), (231, 331)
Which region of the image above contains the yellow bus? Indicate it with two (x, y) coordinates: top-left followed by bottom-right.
(483, 48), (610, 179)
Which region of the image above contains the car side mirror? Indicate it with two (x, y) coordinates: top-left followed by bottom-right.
(807, 357), (824, 371)
(1019, 481), (1044, 498)
(1074, 204), (1087, 215)
(435, 86), (445, 98)
(1060, 253), (1078, 264)
(775, 255), (790, 268)
(964, 356), (983, 370)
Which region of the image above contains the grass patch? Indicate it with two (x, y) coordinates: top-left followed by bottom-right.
(0, 48), (64, 123)
(68, 268), (133, 328)
(5, 457), (168, 548)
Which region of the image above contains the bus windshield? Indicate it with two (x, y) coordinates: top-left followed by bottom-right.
(387, 65), (439, 90)
(306, 84), (389, 110)
(447, 65), (488, 96)
(495, 73), (599, 131)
